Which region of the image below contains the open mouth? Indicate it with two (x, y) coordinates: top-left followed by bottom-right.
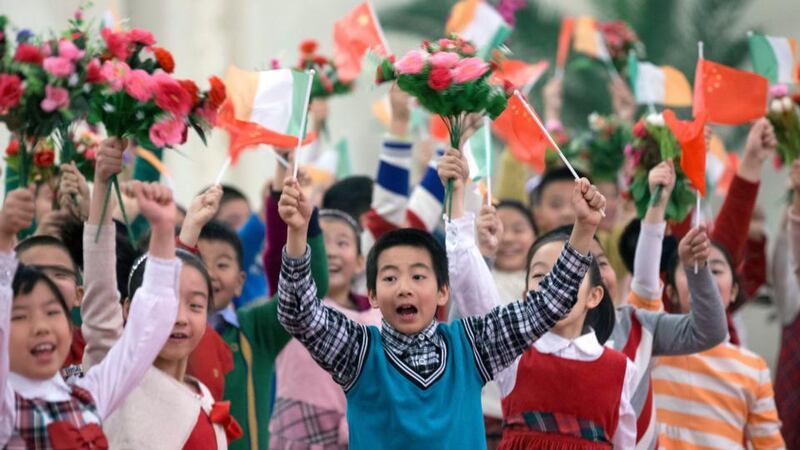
(30, 343), (56, 361)
(169, 332), (189, 340)
(396, 304), (418, 322)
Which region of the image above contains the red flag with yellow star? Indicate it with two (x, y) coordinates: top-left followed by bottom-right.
(663, 109), (707, 196)
(333, 2), (389, 83)
(492, 94), (548, 172)
(692, 58), (768, 125)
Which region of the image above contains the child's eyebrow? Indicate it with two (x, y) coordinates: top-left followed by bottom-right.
(409, 263), (432, 271)
(378, 264), (399, 273)
(530, 261), (551, 271)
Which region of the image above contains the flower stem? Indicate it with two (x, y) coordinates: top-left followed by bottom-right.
(648, 184), (663, 208)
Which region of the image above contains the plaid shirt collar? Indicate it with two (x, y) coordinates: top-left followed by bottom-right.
(381, 319), (441, 355)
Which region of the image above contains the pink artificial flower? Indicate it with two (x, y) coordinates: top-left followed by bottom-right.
(395, 50), (426, 75)
(127, 28), (156, 46)
(437, 38), (455, 49)
(770, 84), (789, 98)
(85, 58), (102, 83)
(196, 102), (218, 126)
(100, 60), (131, 92)
(429, 51), (460, 69)
(84, 148), (96, 160)
(428, 66), (452, 91)
(43, 56), (75, 78)
(451, 57), (489, 83)
(101, 27), (132, 61)
(149, 117), (187, 148)
(58, 39), (84, 61)
(40, 85), (70, 112)
(124, 69), (154, 102)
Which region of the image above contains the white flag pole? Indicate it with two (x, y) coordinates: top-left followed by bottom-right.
(693, 190), (701, 274)
(293, 69), (316, 179)
(483, 116), (492, 206)
(367, 0), (391, 55)
(513, 91), (604, 217)
(214, 156), (231, 186)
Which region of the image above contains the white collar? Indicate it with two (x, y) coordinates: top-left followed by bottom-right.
(8, 372), (72, 402)
(533, 330), (604, 361)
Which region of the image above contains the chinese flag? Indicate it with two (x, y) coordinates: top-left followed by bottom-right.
(692, 58), (768, 125)
(333, 2), (388, 83)
(217, 101), (316, 164)
(663, 109), (706, 196)
(492, 94), (548, 172)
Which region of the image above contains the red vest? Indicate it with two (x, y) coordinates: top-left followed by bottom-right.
(500, 346), (628, 449)
(186, 327), (234, 401)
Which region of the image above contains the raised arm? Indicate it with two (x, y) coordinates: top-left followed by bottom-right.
(463, 178), (603, 380)
(628, 161), (675, 311)
(81, 138), (127, 369)
(0, 188), (35, 447)
(277, 178), (366, 390)
(440, 148), (502, 320)
(78, 181), (180, 419)
(650, 227), (727, 356)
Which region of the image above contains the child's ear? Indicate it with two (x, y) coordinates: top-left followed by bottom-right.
(74, 286), (85, 308)
(235, 270), (246, 296)
(665, 285), (678, 306)
(586, 286), (604, 309)
(436, 284), (450, 307)
(122, 300), (131, 323)
(368, 289), (380, 309)
(355, 255), (366, 275)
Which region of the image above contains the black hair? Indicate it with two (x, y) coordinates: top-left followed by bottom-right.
(496, 199), (538, 236)
(529, 166), (590, 207)
(319, 209), (363, 255)
(523, 229), (615, 343)
(32, 212), (85, 271)
(15, 235), (81, 283)
(126, 249), (214, 310)
(198, 220), (244, 270)
(12, 265), (70, 316)
(366, 228), (448, 294)
(322, 176), (373, 223)
(219, 185), (249, 207)
(665, 240), (745, 312)
(115, 220), (141, 301)
(618, 218), (678, 275)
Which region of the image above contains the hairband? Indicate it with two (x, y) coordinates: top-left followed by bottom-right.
(319, 209), (362, 235)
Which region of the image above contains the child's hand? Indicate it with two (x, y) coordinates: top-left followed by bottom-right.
(389, 82), (411, 137)
(95, 137), (127, 183)
(476, 205), (503, 259)
(279, 177), (312, 231)
(58, 163), (90, 221)
(179, 185), (222, 247)
(129, 181), (175, 230)
(647, 160), (676, 209)
(572, 178), (607, 229)
(543, 77), (563, 122)
(609, 76), (635, 123)
(678, 225), (710, 269)
(739, 118), (777, 182)
(0, 188), (35, 249)
(437, 148), (470, 192)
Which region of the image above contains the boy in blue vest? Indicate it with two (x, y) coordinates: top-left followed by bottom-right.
(276, 160), (606, 449)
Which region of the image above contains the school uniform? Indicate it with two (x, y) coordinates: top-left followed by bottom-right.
(0, 249), (179, 449)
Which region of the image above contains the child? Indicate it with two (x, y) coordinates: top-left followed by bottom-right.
(452, 154), (728, 449)
(440, 148), (636, 449)
(487, 201), (537, 307)
(269, 209), (381, 448)
(0, 181), (179, 448)
(184, 163), (330, 450)
(529, 166), (590, 234)
(276, 162), (606, 448)
(79, 139), (238, 449)
(655, 240), (785, 449)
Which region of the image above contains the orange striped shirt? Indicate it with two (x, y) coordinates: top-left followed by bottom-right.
(652, 343), (785, 449)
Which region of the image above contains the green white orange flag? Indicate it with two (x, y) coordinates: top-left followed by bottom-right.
(748, 32), (799, 85)
(663, 109), (706, 196)
(220, 66), (316, 163)
(692, 57), (768, 125)
(446, 0), (512, 60)
(572, 16), (610, 62)
(628, 54), (692, 107)
(333, 2), (390, 83)
(492, 94), (548, 172)
(491, 59), (549, 95)
(465, 121), (493, 181)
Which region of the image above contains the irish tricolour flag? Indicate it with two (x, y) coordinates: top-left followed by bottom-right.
(446, 0), (512, 60)
(628, 55), (692, 107)
(225, 66), (312, 137)
(572, 16), (610, 62)
(748, 32), (798, 85)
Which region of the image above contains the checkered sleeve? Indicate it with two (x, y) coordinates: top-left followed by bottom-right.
(277, 246), (368, 388)
(463, 243), (591, 381)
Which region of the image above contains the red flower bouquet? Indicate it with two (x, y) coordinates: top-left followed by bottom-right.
(295, 40), (352, 98)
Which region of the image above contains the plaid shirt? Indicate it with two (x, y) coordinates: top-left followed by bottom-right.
(278, 243), (591, 390)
